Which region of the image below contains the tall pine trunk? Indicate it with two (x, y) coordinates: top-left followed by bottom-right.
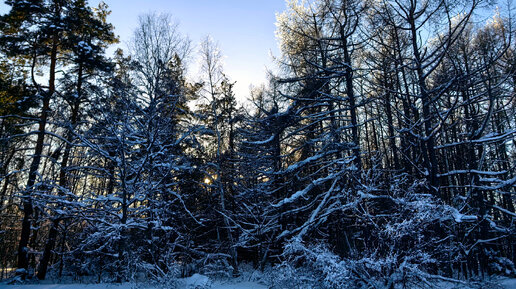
(18, 27), (58, 275)
(37, 62), (83, 280)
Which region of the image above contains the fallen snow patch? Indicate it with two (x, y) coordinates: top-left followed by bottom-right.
(183, 273), (210, 288)
(499, 277), (516, 289)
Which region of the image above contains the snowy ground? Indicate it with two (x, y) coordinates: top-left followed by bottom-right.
(1, 275), (515, 289)
(182, 273), (267, 288)
(0, 274), (268, 289)
(499, 277), (516, 289)
(0, 282), (267, 289)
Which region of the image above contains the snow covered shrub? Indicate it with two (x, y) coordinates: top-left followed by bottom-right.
(276, 237), (444, 288)
(279, 240), (352, 288)
(273, 174), (470, 288)
(69, 222), (128, 282)
(275, 240), (432, 288)
(195, 253), (235, 278)
(266, 254), (326, 289)
(131, 248), (177, 282)
(487, 254), (516, 276)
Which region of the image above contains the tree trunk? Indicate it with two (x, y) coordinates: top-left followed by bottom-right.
(37, 61), (83, 280)
(340, 27), (362, 170)
(17, 24), (58, 275)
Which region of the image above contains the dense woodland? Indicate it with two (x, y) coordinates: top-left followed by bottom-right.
(0, 0), (515, 287)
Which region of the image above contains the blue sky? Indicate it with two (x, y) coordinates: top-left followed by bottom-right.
(1, 0), (287, 101)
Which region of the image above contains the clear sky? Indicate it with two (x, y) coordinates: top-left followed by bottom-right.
(0, 0), (287, 101)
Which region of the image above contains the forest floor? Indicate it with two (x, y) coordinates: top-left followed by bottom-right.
(498, 277), (516, 288)
(0, 274), (515, 289)
(0, 273), (267, 289)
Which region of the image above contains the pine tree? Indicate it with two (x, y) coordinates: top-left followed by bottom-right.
(36, 0), (116, 280)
